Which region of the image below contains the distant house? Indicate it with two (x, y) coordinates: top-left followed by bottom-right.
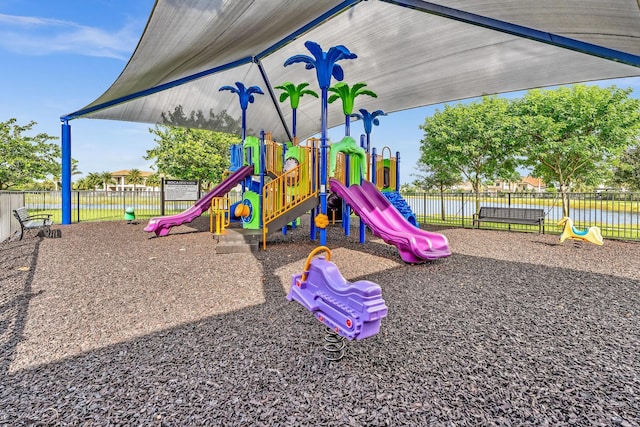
(452, 176), (546, 193)
(108, 170), (157, 191)
(517, 176), (546, 193)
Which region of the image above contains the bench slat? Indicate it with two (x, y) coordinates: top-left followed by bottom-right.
(473, 207), (545, 233)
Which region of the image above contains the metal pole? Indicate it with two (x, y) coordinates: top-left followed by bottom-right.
(260, 130), (266, 229)
(319, 88), (329, 245)
(61, 120), (72, 224)
(396, 151), (401, 192)
(371, 147), (377, 186)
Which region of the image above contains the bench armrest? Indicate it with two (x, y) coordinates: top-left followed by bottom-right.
(26, 214), (52, 220)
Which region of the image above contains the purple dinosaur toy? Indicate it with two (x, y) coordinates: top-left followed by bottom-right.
(287, 247), (388, 340)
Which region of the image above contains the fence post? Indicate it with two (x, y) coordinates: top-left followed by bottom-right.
(461, 193), (465, 228)
(423, 193), (426, 225)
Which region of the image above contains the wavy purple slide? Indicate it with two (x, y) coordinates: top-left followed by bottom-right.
(329, 178), (451, 263)
(144, 165), (253, 237)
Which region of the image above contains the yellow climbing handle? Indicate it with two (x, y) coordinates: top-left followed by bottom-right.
(301, 246), (331, 282)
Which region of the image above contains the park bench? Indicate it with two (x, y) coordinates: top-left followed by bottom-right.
(472, 206), (545, 234)
(13, 207), (53, 240)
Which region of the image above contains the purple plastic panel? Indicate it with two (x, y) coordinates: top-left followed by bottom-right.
(144, 165), (253, 236)
(329, 178), (451, 262)
(287, 256), (387, 340)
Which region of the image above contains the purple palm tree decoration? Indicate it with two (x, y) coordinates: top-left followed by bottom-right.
(219, 82), (264, 142)
(284, 41), (357, 245)
(350, 108), (386, 153)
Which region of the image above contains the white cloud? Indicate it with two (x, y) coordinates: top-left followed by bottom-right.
(0, 13), (140, 60)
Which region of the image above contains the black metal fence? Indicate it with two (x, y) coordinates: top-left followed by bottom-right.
(3, 190), (639, 241)
(402, 191), (640, 240)
(19, 190), (244, 223)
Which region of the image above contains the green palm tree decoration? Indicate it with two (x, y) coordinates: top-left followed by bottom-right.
(275, 82), (318, 141)
(328, 82), (377, 136)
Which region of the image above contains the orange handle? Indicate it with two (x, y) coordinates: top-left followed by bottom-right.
(301, 246), (331, 282)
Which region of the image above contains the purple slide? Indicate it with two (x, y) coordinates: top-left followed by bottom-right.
(329, 178), (451, 263)
(144, 165), (253, 237)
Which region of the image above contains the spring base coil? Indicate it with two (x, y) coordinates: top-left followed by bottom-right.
(324, 327), (346, 361)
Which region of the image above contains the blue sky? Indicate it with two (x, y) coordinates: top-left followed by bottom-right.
(1, 1), (639, 184)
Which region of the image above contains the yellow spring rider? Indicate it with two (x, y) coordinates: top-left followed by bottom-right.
(558, 217), (603, 246)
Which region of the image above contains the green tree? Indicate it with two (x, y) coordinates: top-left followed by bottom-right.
(514, 85), (640, 216)
(126, 168), (145, 191)
(84, 172), (103, 191)
(611, 142), (640, 191)
(418, 96), (518, 213)
(51, 158), (81, 190)
(0, 118), (60, 190)
(99, 171), (115, 191)
(145, 125), (240, 188)
(412, 162), (462, 221)
(145, 173), (161, 190)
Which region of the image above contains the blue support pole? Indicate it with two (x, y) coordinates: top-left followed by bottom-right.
(319, 88), (329, 246)
(371, 147), (377, 187)
(259, 130), (266, 229)
(282, 143), (288, 235)
(310, 138), (317, 241)
(396, 151), (401, 192)
(343, 154), (350, 236)
(61, 120), (72, 225)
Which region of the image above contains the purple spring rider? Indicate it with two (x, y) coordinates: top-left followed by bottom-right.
(287, 246), (388, 341)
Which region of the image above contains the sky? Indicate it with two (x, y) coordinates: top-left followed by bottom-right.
(1, 1), (639, 185)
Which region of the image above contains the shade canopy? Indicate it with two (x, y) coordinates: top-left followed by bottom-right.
(63, 0), (640, 142)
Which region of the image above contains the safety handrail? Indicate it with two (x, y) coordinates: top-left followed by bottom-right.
(210, 197), (230, 235)
(262, 145), (319, 249)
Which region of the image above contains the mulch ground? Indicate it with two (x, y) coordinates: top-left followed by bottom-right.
(1, 218), (638, 426)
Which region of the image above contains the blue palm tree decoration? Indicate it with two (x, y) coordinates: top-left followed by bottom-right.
(350, 108), (386, 153)
(219, 82), (264, 142)
(284, 41), (357, 245)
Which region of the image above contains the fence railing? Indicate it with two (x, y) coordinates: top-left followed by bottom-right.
(2, 190), (639, 242)
(402, 191), (640, 241)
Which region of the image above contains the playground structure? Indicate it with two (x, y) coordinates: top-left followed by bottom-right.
(144, 129), (450, 263)
(558, 216), (604, 246)
(144, 40), (451, 263)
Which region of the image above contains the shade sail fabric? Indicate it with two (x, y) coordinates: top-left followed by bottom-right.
(64, 0), (640, 142)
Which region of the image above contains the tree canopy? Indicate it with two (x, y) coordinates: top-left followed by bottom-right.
(612, 143), (640, 191)
(418, 96), (518, 212)
(416, 85), (640, 215)
(0, 118), (60, 190)
(514, 85), (640, 215)
(145, 125), (240, 187)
